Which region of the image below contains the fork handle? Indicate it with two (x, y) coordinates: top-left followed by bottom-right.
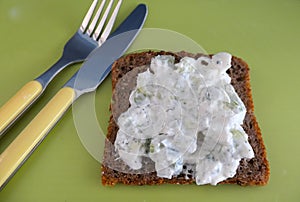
(0, 80), (43, 137)
(0, 87), (75, 190)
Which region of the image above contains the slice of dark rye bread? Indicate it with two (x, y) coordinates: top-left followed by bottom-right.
(101, 50), (270, 186)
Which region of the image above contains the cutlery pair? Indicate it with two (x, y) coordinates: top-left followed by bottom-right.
(0, 0), (120, 137)
(0, 0), (147, 190)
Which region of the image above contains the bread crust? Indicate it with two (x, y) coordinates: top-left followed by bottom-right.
(101, 51), (270, 186)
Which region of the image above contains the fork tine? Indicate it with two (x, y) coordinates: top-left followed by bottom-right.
(80, 0), (98, 32)
(92, 0), (114, 40)
(99, 0), (122, 44)
(86, 0), (106, 36)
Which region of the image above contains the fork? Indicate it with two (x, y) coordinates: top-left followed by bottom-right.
(0, 0), (122, 137)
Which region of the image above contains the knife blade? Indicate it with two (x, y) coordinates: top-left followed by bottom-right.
(0, 4), (147, 190)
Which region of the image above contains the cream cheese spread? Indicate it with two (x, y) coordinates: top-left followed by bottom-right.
(114, 53), (254, 185)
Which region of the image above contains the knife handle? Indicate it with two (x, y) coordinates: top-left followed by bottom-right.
(0, 80), (43, 137)
(0, 87), (75, 190)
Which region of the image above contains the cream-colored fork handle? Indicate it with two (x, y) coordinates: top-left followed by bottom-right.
(0, 87), (75, 190)
(0, 80), (43, 136)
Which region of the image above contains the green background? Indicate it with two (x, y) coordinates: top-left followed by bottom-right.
(0, 0), (299, 201)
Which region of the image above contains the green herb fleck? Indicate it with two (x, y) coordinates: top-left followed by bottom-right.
(230, 129), (244, 138)
(150, 144), (155, 153)
(144, 138), (153, 154)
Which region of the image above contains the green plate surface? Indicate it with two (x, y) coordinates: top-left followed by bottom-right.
(0, 0), (299, 201)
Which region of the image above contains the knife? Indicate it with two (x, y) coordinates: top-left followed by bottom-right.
(0, 4), (147, 190)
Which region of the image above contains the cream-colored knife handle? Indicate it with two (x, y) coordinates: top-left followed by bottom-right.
(0, 87), (75, 190)
(0, 80), (43, 136)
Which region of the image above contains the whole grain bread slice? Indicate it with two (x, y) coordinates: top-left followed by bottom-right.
(101, 51), (270, 186)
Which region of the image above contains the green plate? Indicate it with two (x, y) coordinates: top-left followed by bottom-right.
(0, 0), (299, 201)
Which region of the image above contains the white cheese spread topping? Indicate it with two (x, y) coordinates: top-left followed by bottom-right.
(114, 53), (254, 185)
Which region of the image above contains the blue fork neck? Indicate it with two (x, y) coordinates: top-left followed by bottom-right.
(35, 31), (98, 89)
(35, 56), (74, 89)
